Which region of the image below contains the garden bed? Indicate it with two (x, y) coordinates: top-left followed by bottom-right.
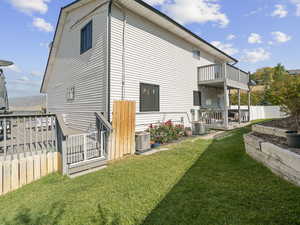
(263, 116), (297, 131)
(244, 119), (300, 186)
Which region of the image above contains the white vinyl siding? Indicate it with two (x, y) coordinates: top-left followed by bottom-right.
(46, 1), (108, 131)
(110, 5), (219, 130)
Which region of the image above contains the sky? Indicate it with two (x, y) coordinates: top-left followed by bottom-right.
(0, 0), (299, 98)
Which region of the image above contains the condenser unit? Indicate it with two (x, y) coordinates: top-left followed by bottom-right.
(192, 122), (206, 135)
(135, 132), (151, 153)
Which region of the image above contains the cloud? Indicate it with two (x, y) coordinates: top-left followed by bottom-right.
(30, 71), (42, 77)
(226, 34), (236, 40)
(272, 4), (288, 18)
(245, 7), (264, 16)
(32, 17), (54, 32)
(211, 41), (239, 55)
(18, 76), (30, 82)
(158, 0), (229, 28)
(144, 0), (166, 5)
(6, 65), (22, 73)
(271, 31), (292, 43)
(242, 48), (271, 63)
(290, 0), (300, 16)
(248, 33), (262, 44)
(9, 0), (51, 14)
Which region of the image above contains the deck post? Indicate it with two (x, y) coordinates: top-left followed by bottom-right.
(223, 63), (229, 129)
(238, 89), (241, 124)
(248, 71), (251, 122)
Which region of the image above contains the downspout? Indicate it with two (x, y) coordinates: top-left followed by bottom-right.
(121, 12), (127, 100)
(107, 0), (113, 122)
(114, 2), (127, 100)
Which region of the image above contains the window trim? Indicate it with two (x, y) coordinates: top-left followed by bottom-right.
(66, 86), (75, 102)
(139, 83), (160, 112)
(193, 90), (201, 106)
(80, 20), (93, 55)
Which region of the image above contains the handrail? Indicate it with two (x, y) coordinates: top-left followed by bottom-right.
(0, 113), (55, 118)
(226, 63), (248, 75)
(55, 114), (70, 137)
(95, 112), (113, 131)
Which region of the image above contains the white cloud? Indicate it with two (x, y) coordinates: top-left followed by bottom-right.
(30, 71), (42, 77)
(272, 4), (288, 18)
(271, 31), (292, 43)
(290, 0), (300, 16)
(32, 17), (54, 32)
(245, 7), (264, 16)
(6, 65), (22, 73)
(160, 0), (229, 28)
(248, 33), (262, 44)
(18, 76), (30, 82)
(9, 0), (51, 14)
(211, 41), (239, 55)
(144, 0), (166, 5)
(226, 34), (236, 40)
(242, 48), (271, 63)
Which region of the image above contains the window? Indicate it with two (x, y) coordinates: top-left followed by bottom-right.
(193, 91), (201, 106)
(67, 86), (75, 101)
(140, 83), (160, 112)
(193, 50), (201, 60)
(80, 21), (93, 54)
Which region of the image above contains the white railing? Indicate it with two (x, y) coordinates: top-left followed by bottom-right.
(198, 109), (224, 127)
(198, 64), (249, 86)
(197, 64), (224, 82)
(66, 131), (105, 165)
(0, 114), (57, 156)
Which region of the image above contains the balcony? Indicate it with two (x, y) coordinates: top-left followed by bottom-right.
(198, 64), (250, 90)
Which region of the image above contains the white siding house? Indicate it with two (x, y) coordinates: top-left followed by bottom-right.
(41, 0), (249, 132)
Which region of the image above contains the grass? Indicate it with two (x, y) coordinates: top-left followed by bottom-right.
(1, 125), (300, 225)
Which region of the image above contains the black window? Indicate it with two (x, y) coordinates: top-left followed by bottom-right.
(80, 21), (93, 54)
(193, 91), (201, 106)
(140, 83), (160, 112)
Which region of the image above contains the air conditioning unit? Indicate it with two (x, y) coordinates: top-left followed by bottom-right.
(192, 122), (206, 135)
(135, 132), (151, 153)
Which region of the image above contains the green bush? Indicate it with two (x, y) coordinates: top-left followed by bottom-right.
(147, 120), (185, 144)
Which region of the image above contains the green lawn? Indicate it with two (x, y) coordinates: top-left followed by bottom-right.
(1, 126), (300, 225)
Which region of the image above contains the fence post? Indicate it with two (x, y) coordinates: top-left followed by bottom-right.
(55, 115), (68, 175)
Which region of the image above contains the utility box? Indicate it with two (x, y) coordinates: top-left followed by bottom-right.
(135, 132), (151, 153)
(192, 122), (206, 135)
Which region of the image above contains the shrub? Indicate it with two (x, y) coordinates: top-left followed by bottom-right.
(267, 76), (300, 130)
(147, 120), (185, 144)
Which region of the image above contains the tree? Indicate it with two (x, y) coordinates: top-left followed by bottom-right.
(267, 76), (300, 130)
(251, 67), (274, 85)
(273, 63), (288, 82)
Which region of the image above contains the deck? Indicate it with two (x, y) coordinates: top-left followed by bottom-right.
(198, 63), (250, 91)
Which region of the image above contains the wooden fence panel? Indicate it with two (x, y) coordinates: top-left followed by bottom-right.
(11, 157), (19, 191)
(3, 159), (11, 194)
(0, 162), (3, 195)
(34, 153), (41, 180)
(26, 154), (34, 184)
(109, 101), (136, 161)
(19, 154), (27, 187)
(0, 151), (61, 196)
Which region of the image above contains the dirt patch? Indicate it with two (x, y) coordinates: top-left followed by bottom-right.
(262, 117), (299, 131)
(252, 132), (300, 155)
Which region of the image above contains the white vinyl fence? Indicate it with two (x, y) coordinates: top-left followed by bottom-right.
(231, 106), (285, 121)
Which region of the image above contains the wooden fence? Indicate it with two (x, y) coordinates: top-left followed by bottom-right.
(0, 151), (61, 195)
(109, 101), (136, 160)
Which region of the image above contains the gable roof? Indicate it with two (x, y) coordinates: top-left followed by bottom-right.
(287, 70), (300, 75)
(41, 0), (238, 93)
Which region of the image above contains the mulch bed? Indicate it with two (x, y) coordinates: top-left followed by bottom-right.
(262, 117), (299, 131)
(252, 132), (300, 155)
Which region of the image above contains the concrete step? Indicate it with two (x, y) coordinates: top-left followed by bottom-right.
(68, 158), (107, 178)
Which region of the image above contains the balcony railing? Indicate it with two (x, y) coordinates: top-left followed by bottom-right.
(198, 64), (249, 88)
